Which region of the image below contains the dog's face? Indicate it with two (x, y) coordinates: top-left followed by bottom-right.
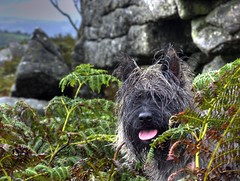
(119, 76), (188, 159)
(122, 91), (175, 157)
(115, 46), (192, 161)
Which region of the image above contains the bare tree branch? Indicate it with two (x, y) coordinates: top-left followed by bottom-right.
(73, 0), (81, 15)
(49, 0), (80, 33)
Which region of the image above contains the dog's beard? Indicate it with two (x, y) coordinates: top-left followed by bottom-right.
(123, 116), (169, 162)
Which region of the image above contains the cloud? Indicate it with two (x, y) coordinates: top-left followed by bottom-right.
(0, 0), (80, 21)
(0, 0), (81, 37)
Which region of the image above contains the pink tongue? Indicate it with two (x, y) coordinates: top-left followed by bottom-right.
(139, 129), (158, 141)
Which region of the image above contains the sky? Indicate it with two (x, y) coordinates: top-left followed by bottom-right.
(0, 0), (81, 37)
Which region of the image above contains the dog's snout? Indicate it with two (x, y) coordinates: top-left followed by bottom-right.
(139, 112), (152, 122)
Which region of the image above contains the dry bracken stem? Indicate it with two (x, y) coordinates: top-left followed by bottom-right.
(113, 142), (125, 161)
(107, 142), (125, 181)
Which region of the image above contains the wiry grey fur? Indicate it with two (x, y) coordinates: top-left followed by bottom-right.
(114, 46), (193, 180)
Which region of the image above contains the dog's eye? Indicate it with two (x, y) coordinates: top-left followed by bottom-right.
(131, 94), (144, 106)
(132, 93), (144, 100)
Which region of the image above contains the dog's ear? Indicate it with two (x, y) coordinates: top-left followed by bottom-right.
(163, 46), (181, 78)
(113, 56), (138, 81)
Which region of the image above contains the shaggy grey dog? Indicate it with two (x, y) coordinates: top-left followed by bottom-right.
(114, 46), (193, 180)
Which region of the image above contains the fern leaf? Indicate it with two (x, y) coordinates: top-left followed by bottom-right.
(193, 58), (240, 91)
(59, 64), (121, 95)
(73, 134), (116, 145)
(177, 58), (240, 180)
(25, 168), (38, 176)
(50, 166), (70, 180)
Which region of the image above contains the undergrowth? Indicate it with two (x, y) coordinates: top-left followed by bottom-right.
(1, 58), (239, 180)
(148, 58), (240, 180)
(0, 64), (146, 181)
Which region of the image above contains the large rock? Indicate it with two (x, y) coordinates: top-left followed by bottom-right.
(176, 0), (212, 20)
(0, 42), (27, 65)
(175, 0), (228, 20)
(206, 0), (240, 34)
(73, 0), (197, 68)
(191, 0), (240, 55)
(0, 42), (27, 66)
(202, 55), (226, 73)
(9, 42), (27, 58)
(188, 52), (212, 73)
(73, 0), (240, 73)
(202, 54), (240, 73)
(11, 28), (70, 100)
(83, 0), (178, 39)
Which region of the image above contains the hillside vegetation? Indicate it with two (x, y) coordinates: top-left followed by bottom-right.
(0, 31), (29, 48)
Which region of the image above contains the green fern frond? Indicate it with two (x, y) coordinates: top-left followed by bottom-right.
(193, 58), (240, 91)
(147, 126), (194, 163)
(0, 144), (44, 177)
(73, 134), (116, 145)
(25, 168), (38, 176)
(0, 62), (146, 180)
(147, 58), (239, 180)
(16, 164), (70, 181)
(50, 166), (70, 180)
(74, 64), (107, 75)
(150, 127), (188, 149)
(46, 96), (116, 134)
(59, 64), (121, 97)
(177, 58), (240, 180)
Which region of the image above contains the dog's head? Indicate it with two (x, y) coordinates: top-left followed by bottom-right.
(115, 46), (193, 160)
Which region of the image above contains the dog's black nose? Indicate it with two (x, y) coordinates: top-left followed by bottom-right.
(139, 112), (152, 122)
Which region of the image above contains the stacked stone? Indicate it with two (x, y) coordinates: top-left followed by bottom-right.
(74, 0), (240, 73)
